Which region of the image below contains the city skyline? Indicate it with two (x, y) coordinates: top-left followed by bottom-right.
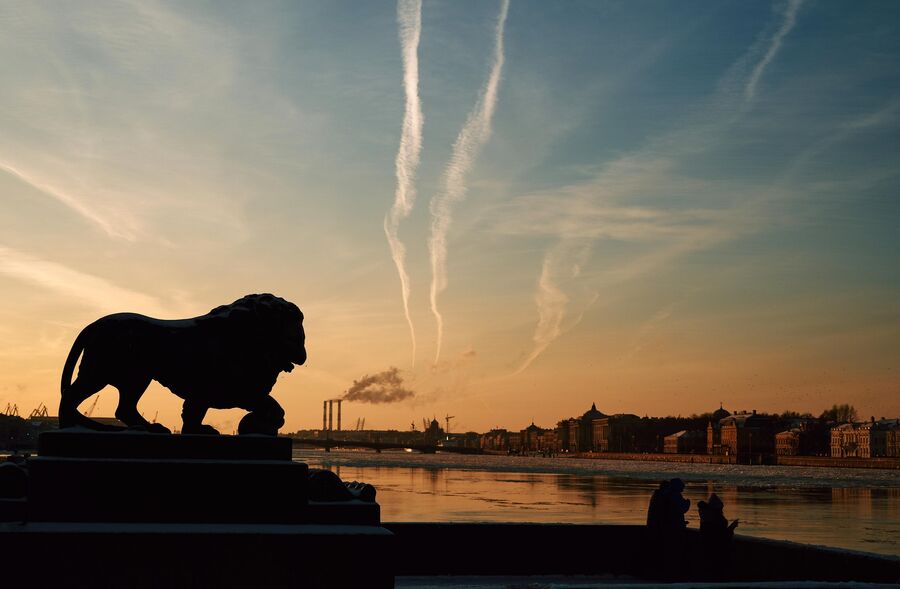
(1, 1), (899, 432)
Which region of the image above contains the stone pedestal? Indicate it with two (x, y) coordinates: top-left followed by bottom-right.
(30, 430), (307, 523)
(38, 428), (294, 460)
(0, 430), (394, 588)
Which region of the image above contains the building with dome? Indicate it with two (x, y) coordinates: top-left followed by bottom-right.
(706, 403), (732, 454)
(558, 403), (606, 452)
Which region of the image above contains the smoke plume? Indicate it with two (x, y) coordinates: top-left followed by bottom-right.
(428, 0), (509, 364)
(384, 0), (424, 367)
(343, 367), (416, 404)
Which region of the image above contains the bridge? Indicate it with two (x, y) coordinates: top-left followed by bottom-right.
(290, 437), (482, 455)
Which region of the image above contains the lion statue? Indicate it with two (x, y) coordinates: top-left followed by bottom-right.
(58, 293), (305, 435)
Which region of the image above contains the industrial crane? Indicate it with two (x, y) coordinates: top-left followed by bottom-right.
(84, 395), (100, 417)
(445, 414), (455, 435)
(30, 403), (49, 418)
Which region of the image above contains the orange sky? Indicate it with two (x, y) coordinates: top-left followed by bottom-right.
(2, 1), (899, 432)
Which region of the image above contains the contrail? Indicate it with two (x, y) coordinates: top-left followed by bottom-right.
(744, 0), (803, 102)
(429, 0), (509, 364)
(385, 0), (424, 367)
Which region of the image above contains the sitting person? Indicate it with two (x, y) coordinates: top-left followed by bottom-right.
(646, 478), (691, 531)
(698, 493), (738, 538)
(645, 478), (691, 580)
(664, 478), (690, 530)
(646, 480), (670, 529)
(697, 493), (739, 578)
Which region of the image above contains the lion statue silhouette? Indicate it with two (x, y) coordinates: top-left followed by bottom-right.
(59, 293), (305, 435)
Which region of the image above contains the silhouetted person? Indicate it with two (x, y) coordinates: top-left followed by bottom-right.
(645, 478), (691, 579)
(646, 480), (670, 530)
(697, 493), (738, 579)
(664, 478), (690, 530)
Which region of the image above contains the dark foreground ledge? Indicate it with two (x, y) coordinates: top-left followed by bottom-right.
(2, 521), (897, 586)
(0, 522), (394, 588)
(384, 523), (900, 584)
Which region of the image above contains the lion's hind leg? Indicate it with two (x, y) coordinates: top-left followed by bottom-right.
(59, 376), (122, 431)
(114, 377), (170, 434)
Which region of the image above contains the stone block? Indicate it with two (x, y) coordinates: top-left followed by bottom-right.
(28, 456), (308, 524)
(39, 429), (292, 460)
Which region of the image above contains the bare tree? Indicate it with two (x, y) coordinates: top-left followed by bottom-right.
(819, 404), (858, 424)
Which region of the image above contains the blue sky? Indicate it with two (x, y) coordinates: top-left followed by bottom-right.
(1, 1), (898, 431)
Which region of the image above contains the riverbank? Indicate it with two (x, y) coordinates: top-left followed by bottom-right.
(296, 448), (900, 556)
(562, 451), (900, 470)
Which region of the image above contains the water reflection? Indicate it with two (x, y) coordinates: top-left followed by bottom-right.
(299, 450), (900, 556)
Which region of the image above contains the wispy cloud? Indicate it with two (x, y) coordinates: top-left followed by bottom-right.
(507, 1), (808, 374)
(511, 242), (594, 376)
(0, 161), (137, 241)
(0, 1), (258, 246)
(384, 0), (424, 368)
(0, 245), (169, 316)
(744, 0), (803, 102)
(429, 0), (510, 364)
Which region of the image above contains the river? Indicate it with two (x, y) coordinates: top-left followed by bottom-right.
(295, 449), (900, 557)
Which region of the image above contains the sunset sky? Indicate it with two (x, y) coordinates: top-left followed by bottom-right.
(1, 1), (898, 434)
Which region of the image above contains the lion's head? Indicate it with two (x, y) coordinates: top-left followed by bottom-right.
(205, 293), (306, 372)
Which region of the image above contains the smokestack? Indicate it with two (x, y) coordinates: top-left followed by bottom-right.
(337, 400), (342, 432)
(328, 400), (333, 431)
(323, 401), (327, 432)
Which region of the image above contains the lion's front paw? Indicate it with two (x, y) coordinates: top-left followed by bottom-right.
(182, 424), (220, 435)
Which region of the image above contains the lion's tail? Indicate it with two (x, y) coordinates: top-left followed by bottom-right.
(60, 326), (90, 394)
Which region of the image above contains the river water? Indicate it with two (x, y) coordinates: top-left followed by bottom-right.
(295, 449), (900, 557)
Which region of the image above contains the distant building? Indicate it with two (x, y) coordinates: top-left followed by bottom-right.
(831, 419), (898, 458)
(633, 416), (710, 453)
(558, 403), (606, 452)
(539, 428), (560, 452)
(439, 432), (480, 449)
(717, 411), (775, 459)
(887, 423), (900, 457)
(775, 422), (829, 456)
(480, 428), (509, 451)
(776, 429), (801, 456)
(423, 418), (444, 444)
(507, 432), (522, 452)
(664, 430), (706, 454)
(520, 422), (545, 452)
(706, 404), (732, 455)
(592, 414), (641, 452)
